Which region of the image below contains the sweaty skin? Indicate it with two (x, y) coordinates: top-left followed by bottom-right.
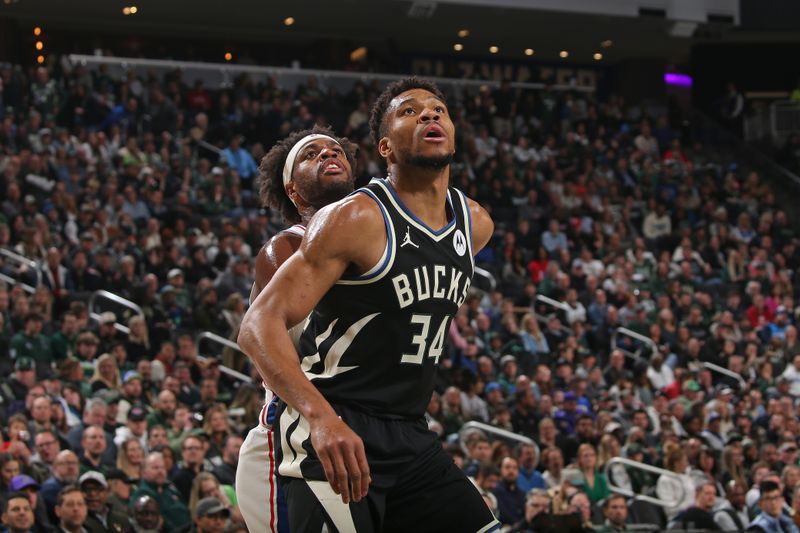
(238, 88), (493, 504)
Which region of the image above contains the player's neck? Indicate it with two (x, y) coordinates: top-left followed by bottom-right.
(387, 163), (450, 229)
(297, 205), (316, 226)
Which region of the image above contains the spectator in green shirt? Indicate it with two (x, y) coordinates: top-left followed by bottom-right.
(131, 452), (190, 531)
(50, 311), (79, 361)
(10, 313), (52, 377)
(576, 442), (610, 504)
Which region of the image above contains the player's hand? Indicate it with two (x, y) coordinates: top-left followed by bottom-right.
(310, 414), (371, 504)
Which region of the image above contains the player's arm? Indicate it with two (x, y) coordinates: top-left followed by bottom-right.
(467, 198), (494, 253)
(238, 194), (384, 504)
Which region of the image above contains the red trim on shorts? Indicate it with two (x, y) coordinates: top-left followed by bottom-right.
(260, 403), (269, 427)
(268, 429), (277, 533)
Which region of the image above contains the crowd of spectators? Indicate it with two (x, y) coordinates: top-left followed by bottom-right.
(0, 55), (798, 533)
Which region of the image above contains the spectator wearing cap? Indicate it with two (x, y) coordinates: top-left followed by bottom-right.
(9, 474), (52, 532)
(9, 313), (51, 376)
(701, 412), (726, 452)
(54, 485), (89, 533)
(498, 355), (519, 396)
(113, 404), (148, 450)
(1, 492), (36, 533)
(95, 312), (123, 355)
(131, 452), (190, 531)
(117, 370), (149, 424)
(79, 471), (128, 533)
(104, 469), (133, 516)
(165, 268), (192, 313)
(553, 392), (588, 437)
(191, 496), (230, 533)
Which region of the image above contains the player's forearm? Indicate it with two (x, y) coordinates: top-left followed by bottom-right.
(238, 310), (337, 423)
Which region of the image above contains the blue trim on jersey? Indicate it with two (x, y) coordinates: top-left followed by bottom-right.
(383, 179), (456, 236)
(339, 188), (394, 281)
(484, 524), (501, 533)
(265, 395), (280, 426)
(458, 189), (473, 246)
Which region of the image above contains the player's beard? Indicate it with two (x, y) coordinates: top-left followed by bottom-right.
(400, 147), (454, 169)
(306, 178), (354, 209)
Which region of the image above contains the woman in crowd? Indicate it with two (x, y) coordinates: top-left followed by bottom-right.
(575, 443), (609, 504)
(657, 442), (696, 521)
(117, 437), (145, 483)
(189, 472), (242, 524)
(90, 353), (122, 392)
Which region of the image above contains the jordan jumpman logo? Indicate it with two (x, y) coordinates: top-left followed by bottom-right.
(401, 226), (419, 248)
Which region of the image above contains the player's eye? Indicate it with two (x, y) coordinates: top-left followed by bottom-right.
(305, 151), (317, 159)
(403, 107), (415, 115)
(434, 105), (446, 113)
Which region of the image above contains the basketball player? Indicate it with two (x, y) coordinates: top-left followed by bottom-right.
(235, 125), (358, 533)
(239, 77), (498, 532)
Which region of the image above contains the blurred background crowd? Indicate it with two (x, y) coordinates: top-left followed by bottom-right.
(0, 47), (798, 533)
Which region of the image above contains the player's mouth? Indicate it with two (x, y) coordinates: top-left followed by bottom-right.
(421, 124), (447, 143)
(320, 159), (344, 175)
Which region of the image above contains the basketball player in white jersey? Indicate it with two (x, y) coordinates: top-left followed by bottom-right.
(236, 125), (357, 533)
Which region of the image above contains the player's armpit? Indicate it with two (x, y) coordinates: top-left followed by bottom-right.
(466, 197), (494, 253)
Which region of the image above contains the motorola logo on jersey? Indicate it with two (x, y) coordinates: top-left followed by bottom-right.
(453, 229), (467, 256)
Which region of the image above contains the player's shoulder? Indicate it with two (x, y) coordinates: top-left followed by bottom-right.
(462, 194), (493, 252)
(306, 189), (385, 239)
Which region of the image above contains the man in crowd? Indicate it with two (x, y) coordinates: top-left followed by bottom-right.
(1, 492), (36, 533)
(131, 452), (190, 530)
(79, 471), (128, 533)
(54, 486), (89, 533)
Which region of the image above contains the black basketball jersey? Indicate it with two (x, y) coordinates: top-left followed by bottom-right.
(295, 177), (475, 418)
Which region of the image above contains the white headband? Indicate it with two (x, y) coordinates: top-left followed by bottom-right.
(282, 134), (341, 187)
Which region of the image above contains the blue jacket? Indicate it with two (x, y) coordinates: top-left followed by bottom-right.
(748, 512), (799, 533)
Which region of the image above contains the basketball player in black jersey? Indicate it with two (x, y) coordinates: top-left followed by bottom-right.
(236, 125), (358, 533)
(239, 77), (497, 532)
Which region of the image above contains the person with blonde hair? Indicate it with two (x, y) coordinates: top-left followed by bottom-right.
(125, 315), (150, 363)
(189, 471), (242, 524)
(202, 404), (231, 459)
(519, 313), (550, 356)
(575, 443), (609, 504)
(116, 437), (144, 483)
(90, 353), (122, 393)
(657, 441), (696, 520)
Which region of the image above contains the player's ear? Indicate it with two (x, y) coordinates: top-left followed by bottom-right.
(285, 182), (300, 206)
(378, 136), (392, 159)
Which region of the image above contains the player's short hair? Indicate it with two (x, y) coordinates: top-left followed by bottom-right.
(369, 76), (447, 148)
(255, 125), (358, 224)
